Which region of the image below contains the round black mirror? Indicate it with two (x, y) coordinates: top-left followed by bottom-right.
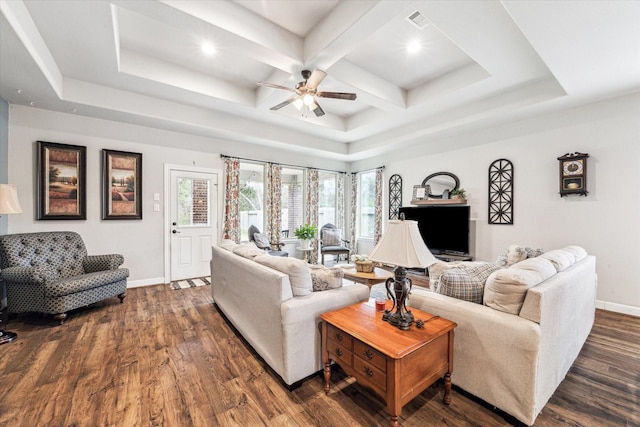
(421, 172), (460, 199)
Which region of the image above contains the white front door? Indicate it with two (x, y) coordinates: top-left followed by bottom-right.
(168, 167), (219, 281)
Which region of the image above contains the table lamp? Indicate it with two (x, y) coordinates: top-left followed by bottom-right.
(0, 184), (23, 344)
(368, 214), (436, 330)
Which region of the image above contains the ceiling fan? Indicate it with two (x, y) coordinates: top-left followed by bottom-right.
(258, 69), (357, 117)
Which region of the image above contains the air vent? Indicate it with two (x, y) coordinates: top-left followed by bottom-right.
(406, 10), (429, 29)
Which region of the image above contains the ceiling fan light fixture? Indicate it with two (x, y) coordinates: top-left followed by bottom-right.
(293, 98), (304, 110)
(303, 94), (315, 106)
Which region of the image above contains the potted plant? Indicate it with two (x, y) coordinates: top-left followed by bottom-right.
(451, 188), (466, 200)
(294, 224), (317, 249)
(350, 254), (374, 273)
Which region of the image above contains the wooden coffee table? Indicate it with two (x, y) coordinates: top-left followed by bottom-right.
(342, 267), (394, 288)
(321, 300), (456, 427)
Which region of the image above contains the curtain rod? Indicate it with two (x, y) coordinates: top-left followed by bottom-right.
(220, 154), (346, 174)
(350, 165), (385, 174)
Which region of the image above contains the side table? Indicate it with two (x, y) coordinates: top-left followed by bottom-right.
(296, 247), (312, 263)
(321, 300), (456, 427)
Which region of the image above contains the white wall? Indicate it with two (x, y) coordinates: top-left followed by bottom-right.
(6, 105), (347, 286)
(371, 93), (640, 315)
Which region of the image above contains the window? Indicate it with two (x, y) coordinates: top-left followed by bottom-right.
(177, 178), (210, 227)
(318, 171), (337, 226)
(239, 162), (264, 241)
(358, 171), (376, 238)
(281, 168), (304, 239)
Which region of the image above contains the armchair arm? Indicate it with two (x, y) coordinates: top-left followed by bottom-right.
(271, 242), (285, 251)
(83, 254), (124, 273)
(0, 265), (59, 285)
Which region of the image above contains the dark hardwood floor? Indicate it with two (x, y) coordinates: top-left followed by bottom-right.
(1, 284), (638, 426)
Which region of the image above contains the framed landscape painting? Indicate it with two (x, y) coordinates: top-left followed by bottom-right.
(102, 149), (142, 220)
(37, 141), (87, 220)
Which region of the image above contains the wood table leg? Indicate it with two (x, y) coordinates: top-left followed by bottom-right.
(443, 372), (452, 405)
(389, 415), (399, 427)
(323, 361), (331, 394)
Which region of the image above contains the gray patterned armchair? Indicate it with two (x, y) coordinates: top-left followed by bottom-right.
(0, 231), (128, 325)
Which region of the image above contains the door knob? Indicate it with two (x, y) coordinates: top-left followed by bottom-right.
(172, 230), (180, 234)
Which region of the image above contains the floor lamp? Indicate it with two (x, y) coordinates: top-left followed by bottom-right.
(0, 184), (22, 344)
(368, 215), (437, 330)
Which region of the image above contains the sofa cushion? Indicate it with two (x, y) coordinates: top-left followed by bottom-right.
(218, 239), (238, 252)
(232, 242), (264, 259)
(436, 263), (500, 304)
(562, 245), (587, 262)
(484, 257), (556, 314)
(254, 254), (313, 296)
(538, 249), (575, 272)
(496, 244), (544, 268)
(309, 265), (344, 291)
(322, 228), (342, 246)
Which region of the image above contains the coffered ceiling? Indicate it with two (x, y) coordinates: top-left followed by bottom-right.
(1, 1), (639, 161)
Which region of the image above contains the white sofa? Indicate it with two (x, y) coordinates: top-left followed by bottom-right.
(407, 246), (597, 426)
(210, 243), (369, 387)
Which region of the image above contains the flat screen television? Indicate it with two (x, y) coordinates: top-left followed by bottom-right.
(399, 206), (470, 255)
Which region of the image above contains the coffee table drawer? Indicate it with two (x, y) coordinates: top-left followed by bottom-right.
(353, 357), (387, 392)
(327, 338), (353, 367)
(353, 340), (386, 373)
(327, 324), (353, 350)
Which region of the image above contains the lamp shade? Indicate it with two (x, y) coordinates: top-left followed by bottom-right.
(0, 184), (23, 214)
(368, 219), (436, 268)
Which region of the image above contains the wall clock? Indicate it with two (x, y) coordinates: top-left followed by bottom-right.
(557, 152), (589, 197)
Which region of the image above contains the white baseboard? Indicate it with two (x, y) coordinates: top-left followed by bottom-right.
(127, 277), (165, 288)
(596, 299), (640, 317)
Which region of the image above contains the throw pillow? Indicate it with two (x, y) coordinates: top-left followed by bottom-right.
(484, 257), (556, 314)
(562, 245), (587, 262)
(253, 254), (313, 296)
(253, 232), (271, 249)
(436, 263), (500, 304)
(309, 265), (344, 291)
(322, 229), (342, 246)
(218, 239), (238, 252)
(496, 244), (544, 268)
(427, 260), (462, 291)
(232, 242), (264, 259)
(538, 249), (575, 272)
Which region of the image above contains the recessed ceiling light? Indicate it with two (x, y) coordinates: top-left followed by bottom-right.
(407, 40), (422, 54)
(201, 42), (216, 55)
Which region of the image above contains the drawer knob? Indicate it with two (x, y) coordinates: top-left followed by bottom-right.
(336, 332), (343, 342)
(336, 348), (343, 356)
(363, 366), (373, 377)
(364, 349), (374, 360)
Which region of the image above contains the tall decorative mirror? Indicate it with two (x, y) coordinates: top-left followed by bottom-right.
(421, 172), (460, 199)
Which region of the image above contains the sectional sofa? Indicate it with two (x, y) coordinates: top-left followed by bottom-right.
(210, 242), (369, 387)
(407, 245), (597, 425)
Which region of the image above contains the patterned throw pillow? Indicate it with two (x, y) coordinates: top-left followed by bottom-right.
(496, 244), (544, 268)
(436, 263), (500, 304)
(253, 232), (271, 249)
(309, 265), (344, 291)
(322, 229), (342, 246)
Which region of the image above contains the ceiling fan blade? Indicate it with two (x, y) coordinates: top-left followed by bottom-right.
(305, 69), (327, 90)
(317, 91), (357, 101)
(270, 96), (298, 111)
(311, 99), (325, 117)
(258, 81), (295, 92)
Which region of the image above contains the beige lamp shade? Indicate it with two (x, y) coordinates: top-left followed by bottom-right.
(0, 184), (23, 214)
(368, 219), (436, 268)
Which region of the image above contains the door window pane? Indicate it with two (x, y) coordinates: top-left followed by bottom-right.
(178, 178), (210, 226)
